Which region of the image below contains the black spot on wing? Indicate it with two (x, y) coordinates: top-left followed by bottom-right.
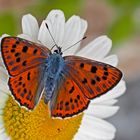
(91, 66), (97, 73)
(69, 86), (75, 94)
(22, 46), (28, 53)
(80, 63), (84, 68)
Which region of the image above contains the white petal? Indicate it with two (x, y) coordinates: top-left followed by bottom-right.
(75, 115), (116, 140)
(62, 16), (87, 56)
(0, 116), (4, 126)
(85, 104), (119, 119)
(38, 20), (54, 49)
(0, 82), (9, 94)
(17, 34), (35, 42)
(92, 80), (126, 104)
(76, 36), (112, 60)
(0, 67), (8, 82)
(72, 19), (87, 54)
(0, 69), (9, 92)
(46, 10), (65, 47)
(98, 99), (118, 106)
(74, 134), (88, 140)
(0, 128), (10, 140)
(0, 123), (3, 130)
(38, 10), (65, 49)
(80, 19), (88, 37)
(0, 76), (9, 91)
(0, 109), (3, 115)
(102, 55), (118, 66)
(22, 14), (39, 41)
(0, 85), (9, 108)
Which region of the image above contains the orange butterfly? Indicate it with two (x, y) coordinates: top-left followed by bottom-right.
(1, 33), (122, 118)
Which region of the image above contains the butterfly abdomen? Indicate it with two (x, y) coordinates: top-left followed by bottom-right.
(44, 53), (65, 102)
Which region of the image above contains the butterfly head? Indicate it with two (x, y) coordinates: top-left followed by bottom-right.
(53, 46), (63, 55)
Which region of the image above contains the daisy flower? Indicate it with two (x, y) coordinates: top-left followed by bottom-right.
(0, 10), (126, 140)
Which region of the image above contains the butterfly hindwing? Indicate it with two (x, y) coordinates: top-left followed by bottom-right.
(1, 37), (50, 76)
(50, 73), (90, 118)
(51, 56), (122, 118)
(9, 65), (45, 109)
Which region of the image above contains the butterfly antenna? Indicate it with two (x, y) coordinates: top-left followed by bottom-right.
(62, 36), (87, 53)
(45, 23), (59, 50)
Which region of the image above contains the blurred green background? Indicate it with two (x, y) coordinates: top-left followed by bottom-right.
(0, 0), (140, 45)
(0, 0), (83, 36)
(0, 0), (140, 139)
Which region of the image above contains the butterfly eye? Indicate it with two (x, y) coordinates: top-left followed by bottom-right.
(54, 50), (59, 53)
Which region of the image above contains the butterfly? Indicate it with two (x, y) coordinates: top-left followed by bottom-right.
(1, 32), (122, 118)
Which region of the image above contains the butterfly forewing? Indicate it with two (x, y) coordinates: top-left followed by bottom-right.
(1, 37), (50, 76)
(64, 56), (122, 99)
(1, 37), (50, 109)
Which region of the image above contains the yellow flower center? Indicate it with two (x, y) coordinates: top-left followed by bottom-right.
(3, 96), (83, 140)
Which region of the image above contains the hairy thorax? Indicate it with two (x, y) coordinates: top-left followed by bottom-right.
(44, 53), (65, 102)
